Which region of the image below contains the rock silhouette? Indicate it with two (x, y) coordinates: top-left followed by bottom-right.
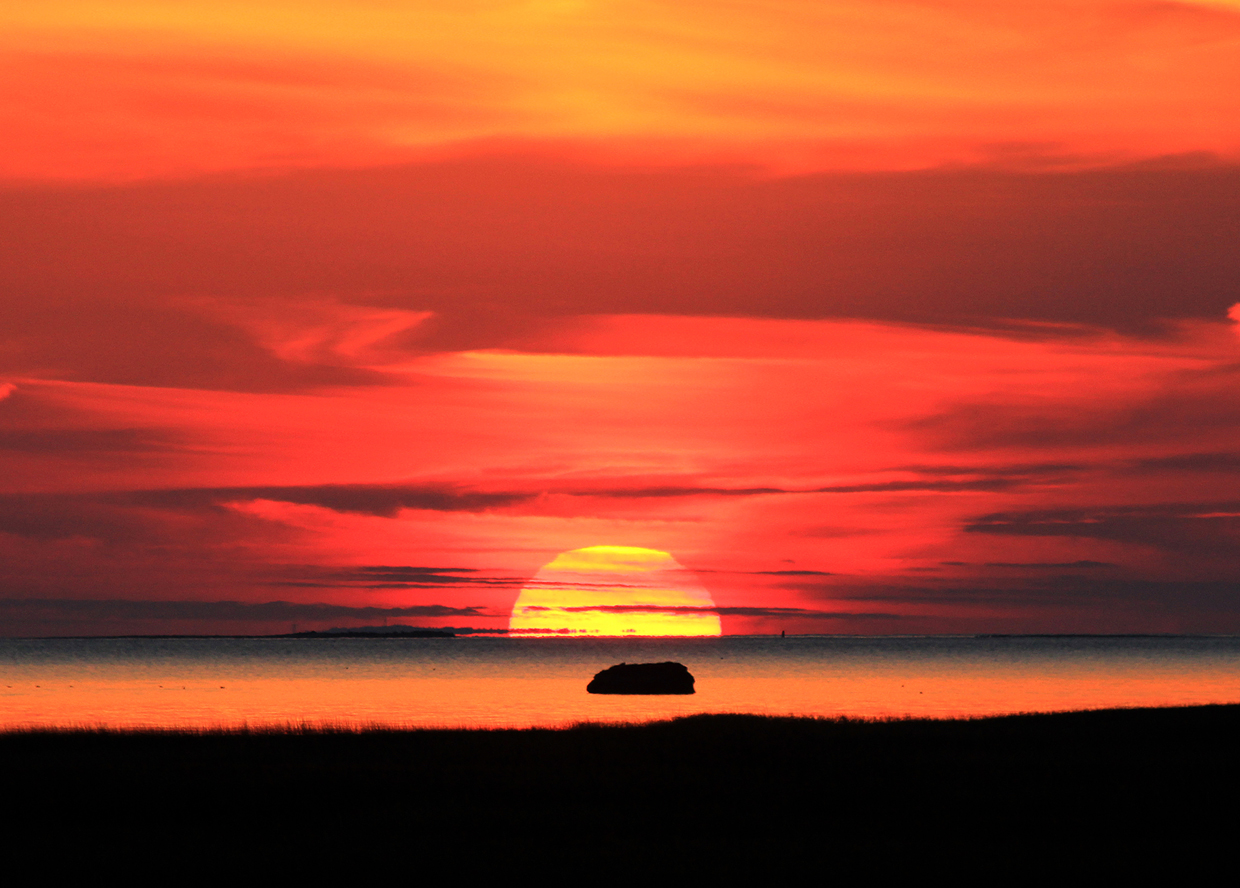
(587, 662), (695, 695)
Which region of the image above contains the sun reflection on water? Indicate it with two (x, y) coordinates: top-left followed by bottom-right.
(4, 636), (1240, 729)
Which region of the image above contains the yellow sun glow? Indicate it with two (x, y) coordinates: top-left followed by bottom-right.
(509, 545), (722, 637)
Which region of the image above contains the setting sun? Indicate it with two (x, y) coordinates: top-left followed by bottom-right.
(508, 546), (722, 637)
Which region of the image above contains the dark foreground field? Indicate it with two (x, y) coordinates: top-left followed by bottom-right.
(6, 706), (1238, 873)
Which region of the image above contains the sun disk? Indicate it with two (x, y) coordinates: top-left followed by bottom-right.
(509, 546), (722, 637)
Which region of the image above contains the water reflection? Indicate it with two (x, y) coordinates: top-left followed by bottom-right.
(3, 635), (1239, 729)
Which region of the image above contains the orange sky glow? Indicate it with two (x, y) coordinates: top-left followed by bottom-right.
(4, 0), (1240, 179)
(2, 1), (1239, 636)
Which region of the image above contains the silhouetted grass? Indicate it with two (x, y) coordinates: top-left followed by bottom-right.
(5, 707), (1236, 872)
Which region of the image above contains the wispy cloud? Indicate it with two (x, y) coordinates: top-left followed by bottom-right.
(524, 604), (901, 620)
(0, 598), (488, 628)
(965, 503), (1240, 555)
(274, 564), (526, 590)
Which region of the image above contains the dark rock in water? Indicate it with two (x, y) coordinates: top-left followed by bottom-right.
(587, 662), (695, 695)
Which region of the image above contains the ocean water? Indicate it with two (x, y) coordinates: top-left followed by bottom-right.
(3, 634), (1240, 729)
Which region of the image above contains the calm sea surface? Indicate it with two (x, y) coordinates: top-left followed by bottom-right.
(3, 635), (1239, 729)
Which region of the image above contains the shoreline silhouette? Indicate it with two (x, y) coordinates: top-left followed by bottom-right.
(4, 705), (1234, 869)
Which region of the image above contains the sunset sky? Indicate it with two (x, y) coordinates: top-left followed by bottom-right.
(3, 0), (1240, 636)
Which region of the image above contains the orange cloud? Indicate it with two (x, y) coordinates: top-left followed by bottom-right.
(3, 0), (1238, 179)
(5, 311), (1240, 634)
